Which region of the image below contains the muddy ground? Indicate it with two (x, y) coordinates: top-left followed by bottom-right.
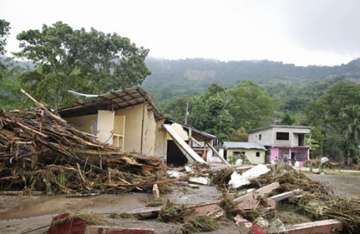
(0, 184), (240, 234)
(1, 172), (359, 234)
(307, 174), (360, 198)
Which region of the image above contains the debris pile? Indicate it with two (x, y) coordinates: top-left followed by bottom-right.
(0, 91), (166, 194)
(209, 163), (360, 233)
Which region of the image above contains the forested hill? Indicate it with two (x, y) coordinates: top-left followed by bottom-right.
(143, 58), (360, 100)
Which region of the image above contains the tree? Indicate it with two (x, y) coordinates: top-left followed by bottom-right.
(16, 21), (150, 108)
(188, 85), (234, 141)
(227, 81), (275, 130)
(281, 113), (295, 125)
(0, 19), (10, 55)
(306, 80), (360, 164)
(159, 96), (192, 123)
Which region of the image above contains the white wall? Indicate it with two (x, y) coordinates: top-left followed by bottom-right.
(97, 110), (115, 145)
(249, 127), (310, 147)
(248, 128), (273, 146)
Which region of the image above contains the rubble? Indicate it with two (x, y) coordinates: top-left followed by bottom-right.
(188, 176), (210, 185)
(0, 91), (167, 194)
(228, 164), (270, 189)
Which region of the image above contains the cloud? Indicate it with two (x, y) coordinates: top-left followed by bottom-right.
(280, 0), (360, 55)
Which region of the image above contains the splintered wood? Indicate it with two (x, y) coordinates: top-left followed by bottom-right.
(0, 92), (166, 194)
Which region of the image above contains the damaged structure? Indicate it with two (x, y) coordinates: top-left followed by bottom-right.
(59, 87), (217, 166)
(248, 125), (311, 166)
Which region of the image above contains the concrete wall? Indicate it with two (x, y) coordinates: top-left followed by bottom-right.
(226, 148), (266, 164)
(248, 128), (273, 146)
(249, 127), (310, 147)
(65, 114), (97, 135)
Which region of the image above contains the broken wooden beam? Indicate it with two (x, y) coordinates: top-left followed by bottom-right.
(206, 142), (230, 166)
(86, 226), (155, 234)
(269, 189), (302, 202)
(269, 219), (343, 234)
(255, 182), (280, 197)
(192, 203), (224, 219)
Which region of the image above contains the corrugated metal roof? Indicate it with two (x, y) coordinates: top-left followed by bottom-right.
(59, 87), (163, 120)
(223, 142), (266, 150)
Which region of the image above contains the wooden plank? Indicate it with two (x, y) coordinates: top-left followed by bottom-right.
(206, 142), (230, 166)
(163, 124), (206, 164)
(269, 189), (301, 202)
(269, 219), (343, 234)
(255, 182), (280, 197)
(86, 226), (155, 234)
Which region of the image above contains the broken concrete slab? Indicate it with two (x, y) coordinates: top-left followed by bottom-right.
(228, 164), (270, 189)
(228, 171), (250, 188)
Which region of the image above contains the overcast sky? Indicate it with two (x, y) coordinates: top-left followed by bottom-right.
(1, 0), (360, 65)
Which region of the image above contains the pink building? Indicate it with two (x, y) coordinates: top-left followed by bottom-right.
(248, 125), (311, 167)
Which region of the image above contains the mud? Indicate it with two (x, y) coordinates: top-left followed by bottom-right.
(307, 174), (360, 198)
(0, 184), (236, 234)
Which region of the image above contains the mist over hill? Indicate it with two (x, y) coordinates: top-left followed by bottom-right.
(143, 58), (360, 101)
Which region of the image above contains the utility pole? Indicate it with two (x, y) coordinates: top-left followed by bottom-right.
(184, 102), (189, 125)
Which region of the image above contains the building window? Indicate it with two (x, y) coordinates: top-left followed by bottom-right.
(276, 132), (289, 140)
(298, 134), (304, 146)
(233, 151), (242, 156)
(256, 152), (260, 157)
(259, 134), (262, 140)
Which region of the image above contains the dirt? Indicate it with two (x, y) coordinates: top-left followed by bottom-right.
(0, 184), (237, 234)
(307, 174), (360, 198)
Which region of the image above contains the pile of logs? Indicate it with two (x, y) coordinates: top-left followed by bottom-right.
(0, 90), (166, 194)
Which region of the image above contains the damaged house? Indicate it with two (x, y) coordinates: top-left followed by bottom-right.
(59, 87), (217, 166)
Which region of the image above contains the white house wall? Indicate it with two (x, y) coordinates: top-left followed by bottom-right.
(248, 128), (273, 146)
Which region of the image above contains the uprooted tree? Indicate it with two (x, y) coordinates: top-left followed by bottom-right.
(15, 21), (150, 108)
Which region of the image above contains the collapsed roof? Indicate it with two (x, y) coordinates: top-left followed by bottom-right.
(59, 87), (163, 120)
